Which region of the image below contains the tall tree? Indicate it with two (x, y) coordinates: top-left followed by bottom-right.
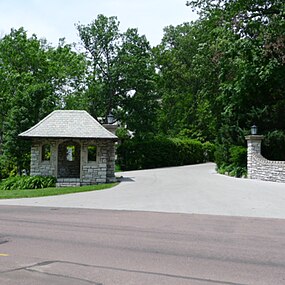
(186, 0), (285, 160)
(115, 28), (159, 135)
(0, 28), (86, 176)
(76, 15), (120, 121)
(187, 0), (285, 139)
(154, 22), (217, 141)
(155, 0), (284, 164)
(76, 15), (159, 135)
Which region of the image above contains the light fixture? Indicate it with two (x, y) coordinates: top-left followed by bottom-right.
(107, 113), (114, 124)
(251, 125), (257, 135)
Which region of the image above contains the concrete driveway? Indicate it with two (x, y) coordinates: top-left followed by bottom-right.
(0, 163), (285, 218)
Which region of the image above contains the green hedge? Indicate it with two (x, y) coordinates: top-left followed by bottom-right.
(117, 137), (215, 170)
(0, 176), (56, 190)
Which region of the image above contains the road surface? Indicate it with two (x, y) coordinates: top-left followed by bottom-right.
(1, 206), (285, 284)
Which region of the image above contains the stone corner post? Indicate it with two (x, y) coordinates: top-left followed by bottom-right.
(245, 135), (264, 179)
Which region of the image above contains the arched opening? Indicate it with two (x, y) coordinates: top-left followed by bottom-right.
(42, 144), (51, 161)
(58, 141), (81, 178)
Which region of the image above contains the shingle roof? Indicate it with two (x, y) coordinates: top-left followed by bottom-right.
(19, 110), (117, 140)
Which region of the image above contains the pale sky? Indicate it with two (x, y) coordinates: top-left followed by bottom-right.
(0, 0), (198, 47)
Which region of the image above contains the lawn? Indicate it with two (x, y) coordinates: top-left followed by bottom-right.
(0, 183), (118, 199)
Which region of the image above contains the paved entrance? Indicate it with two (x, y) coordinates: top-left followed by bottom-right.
(0, 163), (285, 218)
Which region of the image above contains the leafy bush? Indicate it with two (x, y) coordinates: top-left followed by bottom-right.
(0, 157), (17, 179)
(214, 144), (230, 169)
(203, 141), (216, 162)
(117, 137), (215, 170)
(218, 163), (247, 178)
(229, 146), (247, 168)
(215, 145), (247, 178)
(0, 176), (56, 190)
(115, 127), (131, 141)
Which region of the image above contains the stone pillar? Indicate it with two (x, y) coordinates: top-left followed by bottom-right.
(102, 124), (118, 135)
(30, 143), (41, 176)
(106, 143), (116, 183)
(245, 135), (264, 179)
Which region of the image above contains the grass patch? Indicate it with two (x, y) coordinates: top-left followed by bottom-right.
(0, 183), (118, 199)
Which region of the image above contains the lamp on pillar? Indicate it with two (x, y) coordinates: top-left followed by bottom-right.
(107, 113), (114, 124)
(246, 126), (264, 180)
(251, 125), (257, 135)
(104, 113), (117, 135)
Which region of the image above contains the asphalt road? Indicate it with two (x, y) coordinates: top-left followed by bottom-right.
(1, 206), (285, 285)
(0, 163), (285, 219)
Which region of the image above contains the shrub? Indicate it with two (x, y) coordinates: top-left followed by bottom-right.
(215, 145), (247, 178)
(115, 127), (131, 141)
(202, 141), (216, 162)
(117, 137), (215, 170)
(0, 157), (17, 180)
(0, 176), (20, 191)
(229, 146), (247, 168)
(214, 144), (230, 168)
(218, 163), (247, 178)
(171, 138), (204, 165)
(0, 176), (56, 190)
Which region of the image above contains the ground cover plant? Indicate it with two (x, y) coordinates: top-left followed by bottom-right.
(0, 176), (118, 199)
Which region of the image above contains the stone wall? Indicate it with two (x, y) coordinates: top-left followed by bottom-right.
(30, 138), (116, 186)
(106, 143), (116, 183)
(245, 135), (285, 183)
(80, 139), (116, 185)
(30, 139), (57, 177)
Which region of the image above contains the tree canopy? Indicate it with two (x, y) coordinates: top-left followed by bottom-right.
(75, 15), (158, 135)
(0, 28), (85, 175)
(156, 0), (285, 161)
(0, 2), (284, 177)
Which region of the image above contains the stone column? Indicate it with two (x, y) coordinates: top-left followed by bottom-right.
(245, 135), (264, 179)
(102, 124), (118, 135)
(30, 142), (41, 176)
(106, 142), (116, 183)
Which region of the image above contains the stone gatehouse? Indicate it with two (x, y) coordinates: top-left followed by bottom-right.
(19, 110), (118, 186)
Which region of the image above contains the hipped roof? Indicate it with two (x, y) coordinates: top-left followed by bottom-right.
(19, 110), (117, 140)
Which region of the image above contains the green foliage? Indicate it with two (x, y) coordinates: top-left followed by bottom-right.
(115, 164), (122, 172)
(1, 6), (285, 177)
(76, 15), (159, 136)
(0, 28), (86, 174)
(76, 15), (120, 119)
(203, 141), (216, 162)
(115, 127), (131, 141)
(0, 157), (17, 179)
(215, 145), (247, 177)
(154, 23), (217, 141)
(218, 164), (247, 178)
(0, 176), (56, 190)
(229, 146), (247, 168)
(214, 144), (229, 169)
(117, 137), (215, 170)
(262, 130), (285, 161)
(155, 0), (285, 171)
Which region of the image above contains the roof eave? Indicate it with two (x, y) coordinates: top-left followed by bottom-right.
(18, 135), (118, 141)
